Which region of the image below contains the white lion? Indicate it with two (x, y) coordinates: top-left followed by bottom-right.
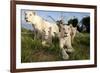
(25, 11), (59, 38)
(70, 24), (77, 43)
(59, 24), (74, 59)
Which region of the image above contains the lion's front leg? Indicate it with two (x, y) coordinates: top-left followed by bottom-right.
(61, 48), (69, 60)
(65, 38), (75, 53)
(60, 39), (69, 60)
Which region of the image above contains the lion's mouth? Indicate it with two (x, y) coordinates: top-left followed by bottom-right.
(64, 35), (68, 37)
(25, 19), (28, 22)
(44, 35), (49, 40)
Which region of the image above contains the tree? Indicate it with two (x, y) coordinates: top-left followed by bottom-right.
(68, 17), (78, 27)
(68, 19), (73, 25)
(82, 16), (90, 33)
(72, 18), (78, 27)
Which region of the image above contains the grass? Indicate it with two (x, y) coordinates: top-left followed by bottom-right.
(21, 28), (90, 63)
(69, 32), (90, 60)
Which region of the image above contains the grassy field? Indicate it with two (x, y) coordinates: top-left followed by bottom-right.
(21, 28), (90, 63)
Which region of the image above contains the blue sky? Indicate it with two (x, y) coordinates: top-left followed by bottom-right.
(21, 9), (90, 30)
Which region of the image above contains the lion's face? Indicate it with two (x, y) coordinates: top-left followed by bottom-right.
(42, 27), (52, 40)
(25, 11), (36, 23)
(61, 25), (71, 37)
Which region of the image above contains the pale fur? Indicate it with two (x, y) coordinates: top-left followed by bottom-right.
(25, 11), (59, 37)
(70, 24), (77, 43)
(25, 11), (75, 59)
(59, 25), (74, 59)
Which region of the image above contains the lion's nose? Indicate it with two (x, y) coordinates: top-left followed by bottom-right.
(64, 32), (68, 34)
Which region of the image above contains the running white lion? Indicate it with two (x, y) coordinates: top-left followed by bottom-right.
(59, 24), (75, 59)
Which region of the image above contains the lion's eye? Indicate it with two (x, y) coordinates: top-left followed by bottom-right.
(63, 28), (65, 30)
(25, 13), (27, 16)
(29, 14), (32, 16)
(68, 28), (70, 30)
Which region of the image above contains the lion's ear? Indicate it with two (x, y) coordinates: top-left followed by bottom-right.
(24, 11), (26, 15)
(69, 24), (73, 28)
(33, 11), (36, 15)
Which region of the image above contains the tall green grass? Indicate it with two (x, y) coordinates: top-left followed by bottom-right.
(69, 32), (90, 60)
(21, 28), (90, 63)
